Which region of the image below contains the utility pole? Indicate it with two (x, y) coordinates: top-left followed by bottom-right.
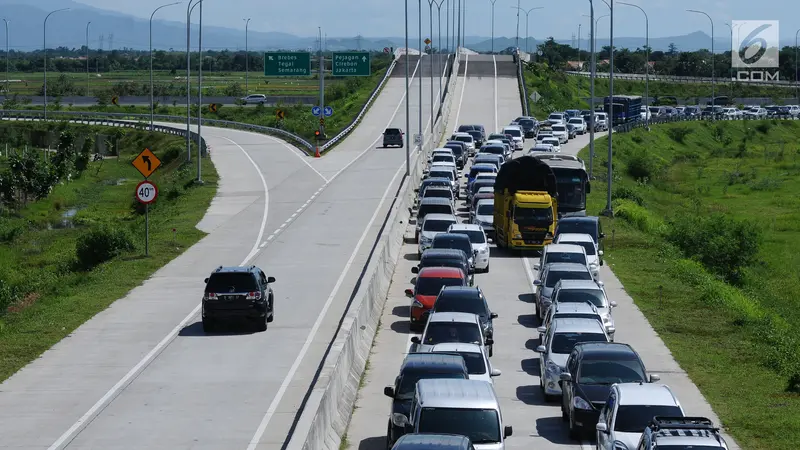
(604, 0), (614, 216)
(86, 22), (90, 97)
(405, 0), (410, 176)
(196, 0), (204, 182)
(244, 18), (250, 94)
(356, 34), (362, 51)
(318, 27), (325, 139)
(588, 3), (596, 178)
(578, 24), (582, 69)
(418, 0), (423, 147)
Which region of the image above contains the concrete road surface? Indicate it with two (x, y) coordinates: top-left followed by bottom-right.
(343, 52), (740, 450)
(0, 58), (447, 450)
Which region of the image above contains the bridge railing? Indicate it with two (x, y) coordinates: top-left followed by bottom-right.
(612, 112), (800, 133)
(515, 49), (531, 116)
(566, 70), (796, 87)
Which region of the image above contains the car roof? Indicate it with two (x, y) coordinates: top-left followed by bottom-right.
(440, 285), (482, 296)
(421, 248), (468, 259)
(544, 262), (591, 272)
(559, 216), (599, 225)
(423, 213), (458, 222)
(419, 198), (454, 206)
(552, 317), (607, 333)
(574, 342), (640, 360)
(418, 266), (466, 278)
(427, 342), (484, 354)
(393, 434), (472, 450)
(400, 352), (467, 371)
(470, 163), (497, 169)
(212, 265), (257, 274)
(553, 302), (599, 315)
(434, 232), (471, 241)
(422, 177), (451, 183)
(557, 233), (595, 243)
(615, 383), (680, 407)
(448, 223), (484, 232)
(475, 198), (494, 206)
(428, 311), (481, 324)
(416, 378), (498, 409)
(556, 279), (603, 290)
(545, 243), (585, 253)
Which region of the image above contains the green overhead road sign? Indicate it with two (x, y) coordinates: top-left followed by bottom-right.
(264, 52), (311, 76)
(332, 52), (371, 76)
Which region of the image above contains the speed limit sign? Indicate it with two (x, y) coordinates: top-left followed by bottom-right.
(135, 180), (158, 204)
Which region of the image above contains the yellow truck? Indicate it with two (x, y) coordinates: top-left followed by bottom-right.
(493, 156), (558, 251)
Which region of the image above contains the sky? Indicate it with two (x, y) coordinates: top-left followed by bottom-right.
(73, 0), (799, 40)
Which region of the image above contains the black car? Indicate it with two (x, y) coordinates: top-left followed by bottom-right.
(383, 353), (469, 448)
(559, 342), (659, 438)
(413, 248), (474, 285)
(554, 216), (605, 261)
(431, 233), (475, 268)
(431, 286), (498, 355)
(517, 118), (538, 138)
(443, 141), (467, 168)
(383, 128), (404, 147)
(202, 265), (275, 332)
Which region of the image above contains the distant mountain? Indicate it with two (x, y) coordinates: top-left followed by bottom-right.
(1, 1), (795, 53)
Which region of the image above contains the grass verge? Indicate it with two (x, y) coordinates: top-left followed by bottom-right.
(578, 119), (800, 449)
(0, 123), (218, 382)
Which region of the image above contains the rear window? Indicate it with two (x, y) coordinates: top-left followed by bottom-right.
(556, 222), (597, 241)
(432, 238), (472, 257)
(416, 276), (465, 295)
(519, 119), (535, 127)
(481, 146), (504, 155)
(419, 204), (454, 217)
(469, 166), (495, 177)
(430, 170), (454, 180)
(458, 125), (475, 132)
(455, 135), (473, 143)
(504, 128), (522, 137)
(424, 219), (457, 232)
(545, 269), (592, 287)
(544, 251), (587, 265)
(552, 125), (566, 132)
(423, 189), (452, 199)
(477, 203), (494, 215)
(206, 272), (258, 292)
(384, 128), (402, 135)
(433, 154), (454, 162)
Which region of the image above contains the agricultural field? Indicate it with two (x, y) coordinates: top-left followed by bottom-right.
(579, 120), (800, 450)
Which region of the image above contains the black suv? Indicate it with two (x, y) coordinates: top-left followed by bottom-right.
(202, 265), (275, 332)
(382, 128), (404, 147)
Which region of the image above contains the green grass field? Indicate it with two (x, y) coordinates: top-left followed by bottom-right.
(578, 120), (800, 449)
(0, 124), (218, 382)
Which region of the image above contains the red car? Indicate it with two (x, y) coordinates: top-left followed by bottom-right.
(405, 266), (468, 330)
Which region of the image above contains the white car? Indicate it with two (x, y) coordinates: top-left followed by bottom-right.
(550, 125), (569, 144)
(540, 137), (561, 152)
(567, 117), (586, 134)
(422, 343), (500, 384)
(555, 233), (602, 279)
(447, 223), (490, 272)
(417, 213), (459, 257)
(472, 198), (494, 234)
(744, 107), (767, 118)
(538, 301), (606, 342)
(547, 112), (566, 125)
(596, 383), (685, 450)
(411, 312), (492, 354)
(502, 126), (524, 150)
(451, 132), (476, 155)
(240, 94), (266, 104)
(594, 112), (608, 130)
(529, 144), (555, 154)
(551, 279), (617, 339)
(722, 107), (741, 119)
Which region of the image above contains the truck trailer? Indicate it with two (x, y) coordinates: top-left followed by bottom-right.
(493, 156), (558, 251)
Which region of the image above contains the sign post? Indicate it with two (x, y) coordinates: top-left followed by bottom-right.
(264, 52), (311, 76)
(132, 148), (162, 256)
(331, 52), (371, 76)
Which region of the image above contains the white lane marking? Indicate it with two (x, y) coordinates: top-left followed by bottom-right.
(46, 135), (270, 450)
(291, 213), (298, 218)
(246, 138), (412, 450)
(259, 242), (267, 248)
(261, 134), (329, 183)
(267, 234), (275, 241)
(452, 54), (469, 130)
(492, 55), (498, 132)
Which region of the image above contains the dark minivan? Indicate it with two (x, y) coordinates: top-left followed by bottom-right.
(443, 141), (467, 168)
(202, 265), (275, 332)
(431, 233), (475, 267)
(384, 353), (469, 448)
(413, 248), (474, 286)
(383, 128), (405, 147)
(554, 216), (605, 261)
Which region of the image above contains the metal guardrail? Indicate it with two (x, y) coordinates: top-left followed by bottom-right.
(612, 112), (800, 133)
(566, 70), (797, 88)
(515, 50), (530, 116)
(319, 58), (398, 151)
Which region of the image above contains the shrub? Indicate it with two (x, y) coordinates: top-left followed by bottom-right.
(612, 199), (665, 235)
(0, 278), (17, 314)
(611, 185), (644, 206)
(666, 213), (762, 284)
(75, 225), (135, 270)
(160, 145), (182, 165)
(755, 122), (771, 134)
(626, 150), (664, 181)
(666, 126), (693, 144)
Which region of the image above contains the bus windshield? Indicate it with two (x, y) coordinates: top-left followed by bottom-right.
(552, 169), (587, 212)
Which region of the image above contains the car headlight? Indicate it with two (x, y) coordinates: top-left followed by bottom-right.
(572, 396), (592, 410)
(545, 360), (562, 375)
(412, 299), (423, 308)
(479, 247), (489, 254)
(392, 413), (409, 427)
(514, 233), (522, 239)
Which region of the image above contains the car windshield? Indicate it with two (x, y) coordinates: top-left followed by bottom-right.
(434, 294), (487, 316)
(455, 135), (473, 143)
(206, 273), (258, 292)
(445, 145), (463, 156)
(504, 128), (522, 137)
(467, 131), (482, 140)
(577, 360), (646, 385)
(416, 276), (465, 295)
(472, 182), (495, 194)
(543, 139), (559, 146)
(477, 203), (494, 215)
(613, 405), (684, 433)
(556, 289), (606, 307)
(458, 125), (475, 132)
(544, 251), (587, 265)
(430, 170), (454, 180)
(549, 114), (563, 120)
(519, 119), (534, 127)
(470, 167), (494, 177)
(433, 155), (454, 162)
(385, 128), (401, 135)
(545, 270), (592, 287)
(419, 408), (501, 444)
(451, 230), (486, 244)
(481, 147), (504, 155)
(552, 126), (566, 132)
(515, 206), (552, 222)
(396, 371), (465, 399)
(423, 322), (483, 345)
(424, 219), (456, 232)
(560, 240), (595, 255)
(551, 332), (607, 354)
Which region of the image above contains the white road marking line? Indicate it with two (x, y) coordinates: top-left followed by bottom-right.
(278, 223), (286, 229)
(262, 134), (329, 183)
(266, 234), (275, 241)
(46, 135), (270, 450)
(246, 137), (413, 450)
(493, 55), (498, 132)
(291, 213), (298, 218)
(452, 54), (469, 130)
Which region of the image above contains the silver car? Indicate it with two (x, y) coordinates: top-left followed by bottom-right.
(411, 311), (492, 354)
(418, 213), (459, 257)
(533, 262), (594, 320)
(472, 198), (494, 235)
(551, 279), (617, 339)
(422, 343), (501, 384)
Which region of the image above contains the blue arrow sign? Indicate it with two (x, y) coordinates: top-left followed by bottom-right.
(324, 106), (333, 117)
(312, 106), (322, 116)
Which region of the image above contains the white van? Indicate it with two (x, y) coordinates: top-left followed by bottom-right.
(501, 126), (524, 150)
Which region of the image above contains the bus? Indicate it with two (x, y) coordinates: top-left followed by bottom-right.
(533, 154), (590, 217)
(604, 95), (642, 125)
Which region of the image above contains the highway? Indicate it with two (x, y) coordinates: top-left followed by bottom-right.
(0, 55), (444, 450)
(344, 53), (739, 450)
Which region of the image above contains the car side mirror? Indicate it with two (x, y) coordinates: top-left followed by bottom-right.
(504, 426), (513, 438)
(490, 312), (498, 319)
(491, 368), (502, 377)
(484, 338), (494, 346)
(404, 288), (414, 297)
(536, 345), (546, 353)
(267, 276), (276, 283)
(410, 336), (421, 344)
(610, 301), (618, 308)
(533, 264), (539, 270)
(414, 188), (419, 193)
(464, 174), (469, 177)
(597, 281), (604, 286)
(649, 374), (661, 382)
(559, 372), (572, 382)
(596, 422), (608, 433)
(537, 326), (546, 334)
(204, 278), (209, 283)
(600, 260), (604, 266)
(533, 279), (542, 286)
(598, 250), (604, 256)
(384, 386), (395, 397)
(411, 266), (419, 274)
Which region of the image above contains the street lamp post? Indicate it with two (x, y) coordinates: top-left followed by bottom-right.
(618, 2), (648, 127)
(581, 7), (607, 179)
(687, 9), (714, 110)
(151, 2), (181, 131)
(489, 0), (497, 54)
(85, 22), (90, 97)
(428, 0), (435, 132)
(578, 23), (581, 68)
(513, 7), (544, 54)
(196, 0), (204, 182)
(795, 28), (799, 102)
(515, 0), (520, 49)
(2, 20), (8, 97)
(419, 0), (423, 143)
(43, 8), (69, 121)
(186, 0), (204, 162)
(601, 0), (615, 216)
(405, 0), (410, 176)
(435, 0), (444, 115)
(244, 18), (250, 94)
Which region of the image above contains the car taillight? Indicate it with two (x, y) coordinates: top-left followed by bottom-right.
(246, 291), (262, 300)
(205, 292), (217, 300)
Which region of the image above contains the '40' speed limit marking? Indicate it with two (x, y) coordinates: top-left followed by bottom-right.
(135, 180), (158, 204)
